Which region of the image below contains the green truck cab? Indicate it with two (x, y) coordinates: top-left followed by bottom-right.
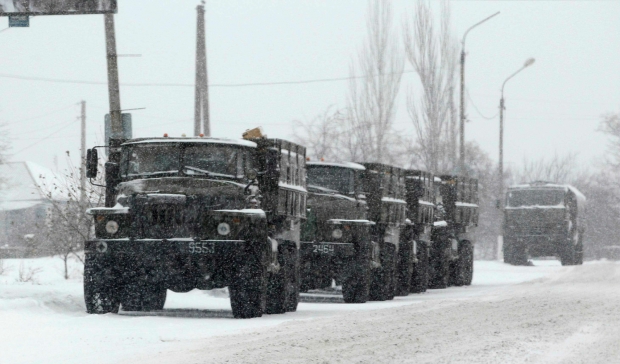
(503, 182), (586, 266)
(83, 135), (307, 319)
(299, 161), (374, 303)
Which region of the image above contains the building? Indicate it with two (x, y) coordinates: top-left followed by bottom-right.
(0, 161), (60, 257)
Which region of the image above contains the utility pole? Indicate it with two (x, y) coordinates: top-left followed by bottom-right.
(104, 14), (122, 141)
(194, 1), (210, 137)
(104, 13), (122, 207)
(80, 100), (86, 204)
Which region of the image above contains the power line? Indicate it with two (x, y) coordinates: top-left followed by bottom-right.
(3, 103), (78, 126)
(13, 119), (77, 155)
(466, 88), (498, 120)
(0, 70), (416, 88)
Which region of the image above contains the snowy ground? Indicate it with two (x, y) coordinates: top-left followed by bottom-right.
(1, 257), (618, 364)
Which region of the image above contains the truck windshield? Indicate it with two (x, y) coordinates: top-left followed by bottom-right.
(507, 189), (565, 207)
(121, 143), (242, 179)
(123, 144), (180, 177)
(307, 166), (354, 195)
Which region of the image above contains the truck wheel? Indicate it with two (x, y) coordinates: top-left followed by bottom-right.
(369, 243), (396, 301)
(342, 242), (371, 303)
(266, 244), (296, 315)
(230, 252), (267, 319)
(460, 241), (474, 286)
(512, 243), (528, 266)
(410, 242), (429, 293)
(84, 254), (120, 314)
(395, 240), (414, 296)
(428, 241), (449, 289)
(503, 239), (514, 265)
(575, 234), (584, 265)
(560, 230), (578, 266)
(284, 247), (300, 312)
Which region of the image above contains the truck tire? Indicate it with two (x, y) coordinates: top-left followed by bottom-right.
(450, 241), (473, 286)
(265, 263), (287, 314)
(575, 234), (584, 265)
(284, 247), (300, 312)
(342, 242), (371, 303)
(503, 239), (514, 265)
(504, 241), (528, 265)
(230, 252), (267, 319)
(410, 242), (429, 293)
(560, 229), (578, 266)
(428, 240), (449, 289)
(395, 240), (414, 296)
(369, 243), (396, 301)
(84, 254), (120, 314)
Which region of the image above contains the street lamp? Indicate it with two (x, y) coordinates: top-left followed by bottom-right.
(498, 57), (536, 207)
(459, 11), (500, 175)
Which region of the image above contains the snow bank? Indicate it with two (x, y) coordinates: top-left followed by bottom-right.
(0, 257), (595, 364)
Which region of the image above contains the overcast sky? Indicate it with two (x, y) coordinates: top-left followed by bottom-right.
(0, 0), (618, 174)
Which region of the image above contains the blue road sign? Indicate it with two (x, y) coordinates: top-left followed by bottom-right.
(104, 113), (133, 156)
(8, 16), (29, 27)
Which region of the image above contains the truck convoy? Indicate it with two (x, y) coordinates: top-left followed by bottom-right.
(83, 131), (307, 318)
(503, 182), (586, 266)
(82, 125), (484, 318)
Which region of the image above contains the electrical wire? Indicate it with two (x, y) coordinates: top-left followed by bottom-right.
(466, 88), (498, 120)
(0, 70), (416, 88)
(12, 119), (77, 155)
(3, 103), (78, 126)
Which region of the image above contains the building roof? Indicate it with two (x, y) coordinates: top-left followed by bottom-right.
(0, 162), (62, 211)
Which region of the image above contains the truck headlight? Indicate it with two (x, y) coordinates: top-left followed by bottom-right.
(332, 229), (343, 239)
(217, 222), (231, 236)
(105, 220), (119, 234)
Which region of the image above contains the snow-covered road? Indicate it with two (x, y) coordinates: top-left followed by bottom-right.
(2, 258), (618, 363)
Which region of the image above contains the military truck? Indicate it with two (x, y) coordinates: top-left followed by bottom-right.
(83, 133), (307, 319)
(429, 175), (478, 288)
(299, 161), (374, 303)
(396, 170), (435, 295)
(358, 163), (407, 301)
(503, 182), (586, 266)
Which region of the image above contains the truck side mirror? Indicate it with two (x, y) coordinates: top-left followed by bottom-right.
(86, 149), (98, 178)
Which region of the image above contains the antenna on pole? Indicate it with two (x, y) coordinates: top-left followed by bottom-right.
(194, 1), (210, 137)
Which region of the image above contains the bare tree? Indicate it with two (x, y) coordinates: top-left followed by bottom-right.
(598, 112), (620, 166)
(36, 152), (105, 279)
(345, 0), (404, 164)
(403, 0), (458, 174)
(512, 152), (583, 185)
(292, 106), (345, 161)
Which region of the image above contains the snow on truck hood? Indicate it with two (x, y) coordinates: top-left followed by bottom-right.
(306, 161), (366, 170)
(122, 137), (257, 148)
(509, 183), (586, 204)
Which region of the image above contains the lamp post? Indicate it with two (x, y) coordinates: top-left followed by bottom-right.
(498, 57), (535, 207)
(459, 12), (500, 175)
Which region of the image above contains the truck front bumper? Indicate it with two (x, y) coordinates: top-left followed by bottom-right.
(508, 234), (567, 257)
(85, 238), (249, 256)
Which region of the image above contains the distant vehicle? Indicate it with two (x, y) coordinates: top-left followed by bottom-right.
(83, 130), (307, 318)
(429, 175), (478, 288)
(503, 182), (586, 266)
(358, 163), (407, 301)
(398, 170), (436, 295)
(299, 161), (374, 303)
